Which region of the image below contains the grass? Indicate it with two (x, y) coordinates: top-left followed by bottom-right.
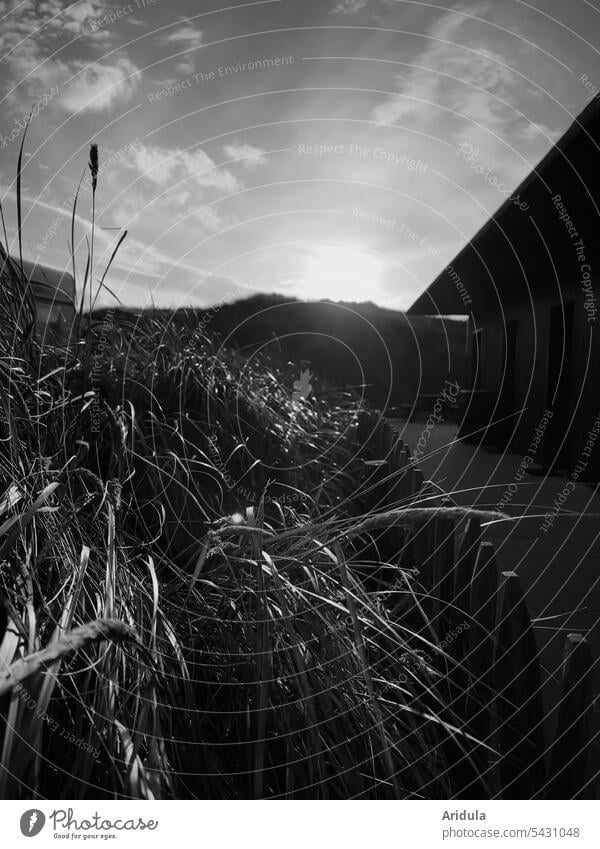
(0, 141), (495, 800)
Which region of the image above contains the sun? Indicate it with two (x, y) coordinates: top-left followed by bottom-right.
(300, 245), (384, 302)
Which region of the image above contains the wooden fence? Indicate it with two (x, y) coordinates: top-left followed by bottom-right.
(355, 410), (597, 799)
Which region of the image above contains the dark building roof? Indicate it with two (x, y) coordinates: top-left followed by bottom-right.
(12, 256), (76, 308)
(408, 96), (600, 317)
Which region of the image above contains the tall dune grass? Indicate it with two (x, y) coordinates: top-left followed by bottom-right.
(0, 143), (492, 799)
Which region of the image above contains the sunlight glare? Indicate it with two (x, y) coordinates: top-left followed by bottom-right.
(300, 245), (383, 302)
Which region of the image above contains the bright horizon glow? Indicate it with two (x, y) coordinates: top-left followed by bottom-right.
(296, 245), (385, 303)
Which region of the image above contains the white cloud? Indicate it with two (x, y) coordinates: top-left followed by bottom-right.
(158, 25), (202, 45)
(61, 1), (100, 32)
(153, 25), (202, 81)
(5, 49), (141, 114)
(59, 57), (141, 113)
(332, 0), (370, 13)
(519, 121), (562, 143)
(223, 142), (267, 170)
(175, 57), (195, 76)
(0, 1), (140, 113)
(191, 205), (224, 230)
(331, 0), (396, 14)
(14, 0), (101, 38)
(130, 142), (240, 193)
(369, 2), (545, 153)
(373, 6), (502, 125)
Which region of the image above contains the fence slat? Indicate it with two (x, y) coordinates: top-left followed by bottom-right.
(377, 420), (394, 458)
(466, 542), (498, 749)
(546, 633), (595, 799)
(445, 517), (482, 729)
(385, 441), (405, 507)
(425, 500), (455, 646)
(411, 468), (424, 499)
(493, 570), (546, 799)
(356, 410), (374, 454)
(454, 517), (481, 614)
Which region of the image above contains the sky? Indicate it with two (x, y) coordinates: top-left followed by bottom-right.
(1, 0), (599, 310)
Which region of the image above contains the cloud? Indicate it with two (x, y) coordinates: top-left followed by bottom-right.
(60, 1), (100, 33)
(5, 49), (141, 114)
(373, 6), (499, 122)
(119, 142), (244, 236)
(331, 0), (370, 12)
(370, 3), (544, 149)
(130, 142), (240, 193)
(0, 2), (140, 113)
(158, 25), (203, 45)
(12, 0), (102, 38)
(59, 57), (141, 113)
(223, 142), (267, 170)
(154, 25), (202, 78)
(519, 121), (562, 143)
(91, 154), (230, 237)
(331, 0), (395, 14)
(175, 57), (195, 76)
(191, 205), (224, 230)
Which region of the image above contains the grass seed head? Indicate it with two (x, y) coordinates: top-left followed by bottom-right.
(89, 143), (99, 192)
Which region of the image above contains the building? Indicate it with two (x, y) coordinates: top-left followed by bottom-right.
(1, 251), (76, 344)
(408, 95), (600, 482)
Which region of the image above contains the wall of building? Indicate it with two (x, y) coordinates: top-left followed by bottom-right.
(441, 99), (600, 480)
(459, 275), (599, 481)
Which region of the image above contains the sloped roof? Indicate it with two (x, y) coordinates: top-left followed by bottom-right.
(408, 95), (600, 315)
(7, 255), (76, 307)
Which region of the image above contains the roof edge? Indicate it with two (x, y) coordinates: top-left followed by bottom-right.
(407, 95), (600, 314)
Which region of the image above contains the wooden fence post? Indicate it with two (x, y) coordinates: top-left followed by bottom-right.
(411, 468), (424, 499)
(384, 437), (405, 508)
(546, 634), (595, 799)
(424, 508), (490, 800)
(437, 498), (457, 610)
(493, 570), (546, 798)
(421, 499), (455, 651)
(356, 410), (374, 456)
(445, 517), (482, 728)
(376, 419), (394, 459)
(465, 542), (498, 750)
(454, 517), (481, 615)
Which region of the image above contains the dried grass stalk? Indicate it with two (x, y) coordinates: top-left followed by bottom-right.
(0, 619), (138, 699)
